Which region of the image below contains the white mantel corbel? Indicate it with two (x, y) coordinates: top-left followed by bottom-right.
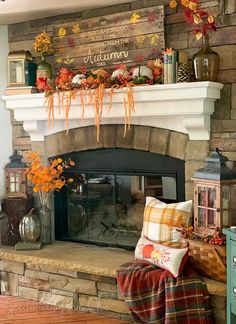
(2, 81), (223, 141)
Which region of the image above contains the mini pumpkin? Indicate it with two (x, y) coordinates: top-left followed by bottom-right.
(111, 69), (130, 81)
(132, 65), (154, 84)
(72, 73), (86, 85)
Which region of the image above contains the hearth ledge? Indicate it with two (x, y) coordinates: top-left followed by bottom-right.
(0, 241), (226, 296)
(2, 81), (223, 141)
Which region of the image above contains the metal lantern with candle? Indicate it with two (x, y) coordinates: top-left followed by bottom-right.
(5, 151), (28, 198)
(192, 148), (236, 237)
(7, 51), (37, 87)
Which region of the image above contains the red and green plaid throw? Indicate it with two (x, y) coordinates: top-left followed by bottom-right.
(117, 261), (213, 324)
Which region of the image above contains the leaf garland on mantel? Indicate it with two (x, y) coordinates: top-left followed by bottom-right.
(45, 82), (135, 142)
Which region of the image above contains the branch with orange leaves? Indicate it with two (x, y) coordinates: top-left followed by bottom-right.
(26, 151), (75, 206)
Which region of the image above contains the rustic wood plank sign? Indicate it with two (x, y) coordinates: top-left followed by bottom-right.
(54, 5), (165, 72)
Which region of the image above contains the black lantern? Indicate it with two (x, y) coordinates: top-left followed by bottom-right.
(192, 148), (236, 237)
(5, 151), (28, 198)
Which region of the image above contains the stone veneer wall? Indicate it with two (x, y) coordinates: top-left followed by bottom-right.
(0, 256), (226, 323)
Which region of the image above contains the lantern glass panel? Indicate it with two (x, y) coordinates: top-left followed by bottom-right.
(10, 173), (15, 182)
(9, 60), (24, 84)
(209, 189), (216, 208)
(198, 186), (216, 208)
(198, 208), (206, 226)
(198, 187), (207, 206)
(222, 186), (229, 209)
(208, 209), (215, 226)
(10, 182), (15, 192)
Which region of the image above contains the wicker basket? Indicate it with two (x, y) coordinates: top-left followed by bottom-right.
(187, 239), (226, 283)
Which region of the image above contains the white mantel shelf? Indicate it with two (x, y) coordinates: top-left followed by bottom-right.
(2, 81), (223, 141)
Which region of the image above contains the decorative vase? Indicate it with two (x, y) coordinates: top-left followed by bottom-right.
(19, 209), (41, 242)
(192, 34), (220, 82)
(36, 53), (52, 82)
(39, 204), (52, 245)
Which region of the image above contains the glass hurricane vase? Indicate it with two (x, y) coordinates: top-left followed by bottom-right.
(36, 53), (52, 81)
(192, 34), (220, 82)
(38, 193), (52, 245)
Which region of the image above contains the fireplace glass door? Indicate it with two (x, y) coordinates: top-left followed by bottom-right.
(58, 172), (177, 249)
(54, 149), (185, 249)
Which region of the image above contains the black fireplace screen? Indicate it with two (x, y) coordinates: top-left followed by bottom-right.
(54, 149), (185, 249)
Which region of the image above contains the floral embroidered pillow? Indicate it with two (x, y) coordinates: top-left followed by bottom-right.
(135, 236), (188, 277)
(142, 197), (193, 242)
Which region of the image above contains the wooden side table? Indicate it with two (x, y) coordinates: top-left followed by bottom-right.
(223, 228), (236, 324)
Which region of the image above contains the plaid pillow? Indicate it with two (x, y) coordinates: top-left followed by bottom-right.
(142, 197), (192, 242)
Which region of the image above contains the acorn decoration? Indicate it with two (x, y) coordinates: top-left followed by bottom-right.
(177, 63), (190, 83)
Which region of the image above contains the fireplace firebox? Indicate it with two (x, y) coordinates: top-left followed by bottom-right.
(55, 149), (185, 249)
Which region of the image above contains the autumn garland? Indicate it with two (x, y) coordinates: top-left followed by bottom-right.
(44, 67), (137, 142)
(46, 84), (135, 142)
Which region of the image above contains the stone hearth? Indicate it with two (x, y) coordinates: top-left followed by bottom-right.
(0, 242), (226, 323)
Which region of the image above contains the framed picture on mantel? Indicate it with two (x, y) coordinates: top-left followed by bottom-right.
(54, 5), (165, 72)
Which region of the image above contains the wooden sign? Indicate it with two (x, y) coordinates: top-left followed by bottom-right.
(54, 5), (165, 72)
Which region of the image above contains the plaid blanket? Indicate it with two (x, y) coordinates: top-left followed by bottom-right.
(117, 261), (213, 324)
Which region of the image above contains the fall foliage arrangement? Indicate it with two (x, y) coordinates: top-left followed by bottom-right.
(169, 0), (216, 40)
(33, 30), (53, 55)
(26, 151), (74, 206)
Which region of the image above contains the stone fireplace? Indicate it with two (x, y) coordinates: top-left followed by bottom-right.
(0, 82), (227, 322)
(2, 81), (223, 245)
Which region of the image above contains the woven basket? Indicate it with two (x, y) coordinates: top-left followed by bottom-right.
(187, 239), (226, 283)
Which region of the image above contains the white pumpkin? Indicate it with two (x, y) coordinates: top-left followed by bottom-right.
(111, 69), (130, 81)
(72, 74), (86, 85)
(132, 66), (154, 80)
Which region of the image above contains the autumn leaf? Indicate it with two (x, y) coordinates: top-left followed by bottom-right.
(189, 1), (198, 11)
(136, 35), (145, 43)
(181, 0), (189, 7)
(56, 57), (63, 63)
(193, 13), (202, 24)
(64, 56), (74, 65)
(113, 16), (121, 25)
(148, 10), (157, 23)
(130, 12), (140, 24)
(208, 15), (215, 24)
(147, 34), (159, 45)
(71, 24), (80, 33)
(58, 27), (66, 38)
(67, 37), (76, 48)
(169, 0), (177, 8)
(195, 31), (203, 40)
